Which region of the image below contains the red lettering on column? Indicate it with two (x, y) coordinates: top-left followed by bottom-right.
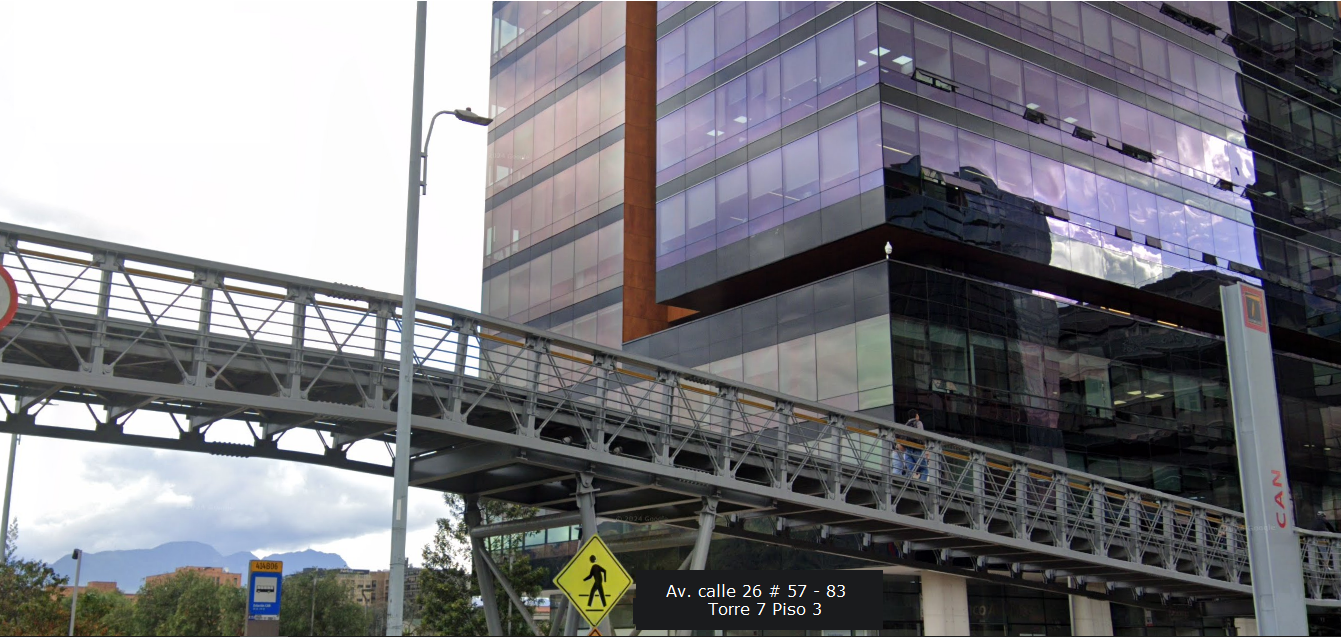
(1268, 470), (1290, 528)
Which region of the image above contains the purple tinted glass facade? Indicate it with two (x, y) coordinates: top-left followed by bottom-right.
(657, 7), (877, 184)
(482, 1), (628, 348)
(656, 105), (882, 270)
(650, 2), (1340, 299)
(644, 1), (1341, 621)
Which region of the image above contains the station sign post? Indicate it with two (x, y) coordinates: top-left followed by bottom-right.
(245, 560), (283, 637)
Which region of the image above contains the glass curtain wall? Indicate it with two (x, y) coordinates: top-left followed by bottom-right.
(484, 2), (628, 347)
(654, 2), (1341, 333)
(636, 261), (1242, 508)
(650, 1), (1341, 516)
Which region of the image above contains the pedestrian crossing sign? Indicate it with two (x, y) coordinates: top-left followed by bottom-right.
(554, 534), (631, 629)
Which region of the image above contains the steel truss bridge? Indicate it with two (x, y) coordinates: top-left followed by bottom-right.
(0, 222), (1338, 616)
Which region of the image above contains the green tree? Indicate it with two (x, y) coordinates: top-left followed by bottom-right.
(3, 519), (14, 562)
(416, 495), (550, 636)
(278, 571), (365, 637)
(74, 589), (135, 636)
(130, 570), (244, 636)
(417, 517), (483, 636)
(0, 553), (68, 636)
(0, 521), (124, 636)
(0, 520), (62, 636)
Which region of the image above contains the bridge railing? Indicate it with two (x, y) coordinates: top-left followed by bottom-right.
(459, 322), (1258, 589)
(1301, 530), (1341, 601)
(2, 222), (1340, 602)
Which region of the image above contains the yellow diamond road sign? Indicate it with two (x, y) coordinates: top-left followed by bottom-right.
(554, 534), (631, 628)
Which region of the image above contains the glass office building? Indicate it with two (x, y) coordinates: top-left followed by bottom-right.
(484, 1), (695, 351)
(637, 0), (1341, 522)
(485, 1), (1341, 634)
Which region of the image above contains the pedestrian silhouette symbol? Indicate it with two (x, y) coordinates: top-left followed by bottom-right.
(583, 555), (607, 607)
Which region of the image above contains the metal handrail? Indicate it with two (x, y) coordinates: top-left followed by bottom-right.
(0, 220), (1258, 515)
(1, 221), (1340, 604)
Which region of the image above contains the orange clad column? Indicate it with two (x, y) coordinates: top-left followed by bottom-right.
(621, 2), (688, 342)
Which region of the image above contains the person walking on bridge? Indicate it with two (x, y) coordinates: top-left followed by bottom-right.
(1312, 510), (1336, 533)
(904, 410), (927, 481)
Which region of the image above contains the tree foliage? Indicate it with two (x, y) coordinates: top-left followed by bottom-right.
(0, 520), (369, 636)
(278, 571), (365, 637)
(72, 590), (135, 636)
(416, 494), (550, 636)
(130, 570), (244, 636)
(0, 553), (68, 636)
(0, 521), (125, 636)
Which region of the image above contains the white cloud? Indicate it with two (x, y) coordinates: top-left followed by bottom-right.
(7, 427), (448, 569)
(0, 0), (491, 567)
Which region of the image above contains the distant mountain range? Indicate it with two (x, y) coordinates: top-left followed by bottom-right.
(49, 541), (349, 593)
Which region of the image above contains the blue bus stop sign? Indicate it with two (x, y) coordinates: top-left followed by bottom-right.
(248, 560), (283, 620)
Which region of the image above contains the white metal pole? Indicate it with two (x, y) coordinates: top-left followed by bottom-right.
(1, 434), (17, 559)
(385, 3), (427, 636)
(68, 549), (82, 637)
(310, 574), (317, 636)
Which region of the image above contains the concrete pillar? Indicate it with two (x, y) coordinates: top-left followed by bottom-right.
(919, 572), (969, 636)
(1234, 617), (1259, 636)
(1069, 596), (1114, 636)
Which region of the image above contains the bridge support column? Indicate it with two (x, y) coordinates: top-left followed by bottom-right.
(464, 496), (504, 637)
(547, 596), (565, 636)
(1233, 617), (1258, 636)
(192, 271), (217, 388)
(562, 593), (578, 636)
(569, 473), (612, 637)
(919, 572), (968, 636)
(689, 497), (718, 570)
(1069, 595), (1113, 636)
(448, 319), (475, 420)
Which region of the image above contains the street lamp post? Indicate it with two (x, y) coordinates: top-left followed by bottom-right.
(68, 548), (82, 637)
(1, 434), (16, 559)
(309, 573), (317, 637)
(385, 3), (492, 636)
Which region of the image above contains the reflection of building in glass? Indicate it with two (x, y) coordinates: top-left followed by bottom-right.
(1226, 3), (1341, 538)
(485, 1), (1341, 633)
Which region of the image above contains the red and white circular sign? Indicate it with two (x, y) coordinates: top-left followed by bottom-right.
(0, 265), (17, 331)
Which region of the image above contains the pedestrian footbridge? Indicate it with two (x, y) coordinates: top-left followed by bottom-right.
(0, 222), (1337, 611)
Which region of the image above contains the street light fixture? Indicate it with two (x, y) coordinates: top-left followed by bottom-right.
(419, 108), (492, 195)
(387, 4), (492, 637)
(452, 107), (492, 126)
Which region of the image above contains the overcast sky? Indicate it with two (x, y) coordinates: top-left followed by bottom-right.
(0, 1), (492, 570)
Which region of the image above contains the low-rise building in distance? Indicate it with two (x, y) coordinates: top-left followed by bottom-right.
(144, 566), (241, 588)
